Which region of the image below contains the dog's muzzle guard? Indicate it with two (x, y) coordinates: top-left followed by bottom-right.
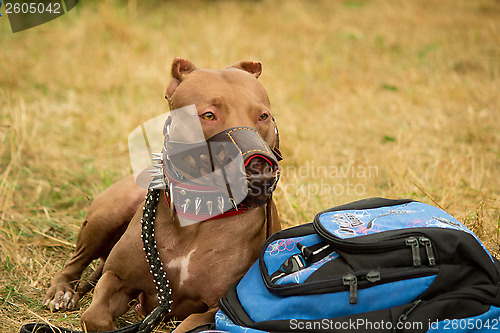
(147, 106), (282, 224)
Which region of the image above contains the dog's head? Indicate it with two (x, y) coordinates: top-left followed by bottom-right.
(162, 58), (281, 210)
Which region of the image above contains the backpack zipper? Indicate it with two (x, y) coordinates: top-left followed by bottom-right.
(343, 274), (358, 304)
(266, 267), (438, 297)
(314, 223), (438, 268)
(405, 237), (421, 267)
(419, 237), (436, 266)
(398, 299), (422, 322)
(341, 271), (381, 304)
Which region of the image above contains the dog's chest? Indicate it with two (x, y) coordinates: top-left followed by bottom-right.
(144, 199), (267, 315)
(165, 249), (196, 287)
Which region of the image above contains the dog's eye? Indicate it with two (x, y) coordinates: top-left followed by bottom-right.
(201, 112), (216, 120)
(259, 113), (269, 121)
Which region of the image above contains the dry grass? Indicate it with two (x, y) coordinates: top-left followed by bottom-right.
(1, 0), (499, 331)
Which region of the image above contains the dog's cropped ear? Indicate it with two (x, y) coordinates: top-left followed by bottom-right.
(229, 60), (262, 78)
(165, 57), (197, 99)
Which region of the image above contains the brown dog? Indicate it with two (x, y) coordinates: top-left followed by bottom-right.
(44, 58), (282, 332)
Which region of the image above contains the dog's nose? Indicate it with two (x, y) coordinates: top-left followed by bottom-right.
(245, 156), (274, 175)
(244, 156), (278, 204)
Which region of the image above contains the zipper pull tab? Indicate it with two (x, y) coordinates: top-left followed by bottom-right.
(366, 271), (381, 283)
(419, 237), (436, 266)
(398, 299), (422, 323)
(405, 237), (421, 267)
(342, 274), (358, 304)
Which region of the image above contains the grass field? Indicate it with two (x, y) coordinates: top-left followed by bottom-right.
(1, 0), (499, 331)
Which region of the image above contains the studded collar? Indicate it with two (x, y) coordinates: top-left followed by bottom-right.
(148, 154), (249, 221)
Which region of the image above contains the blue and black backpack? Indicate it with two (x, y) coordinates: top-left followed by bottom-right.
(212, 198), (500, 332)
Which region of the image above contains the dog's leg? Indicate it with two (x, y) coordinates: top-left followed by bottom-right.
(173, 307), (218, 333)
(43, 210), (127, 311)
(43, 176), (146, 311)
(43, 220), (108, 311)
(80, 271), (139, 332)
(76, 260), (104, 297)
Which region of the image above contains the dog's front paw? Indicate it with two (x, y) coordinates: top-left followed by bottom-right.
(43, 286), (78, 312)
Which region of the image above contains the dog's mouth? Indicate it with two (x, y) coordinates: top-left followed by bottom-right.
(244, 155), (280, 206)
